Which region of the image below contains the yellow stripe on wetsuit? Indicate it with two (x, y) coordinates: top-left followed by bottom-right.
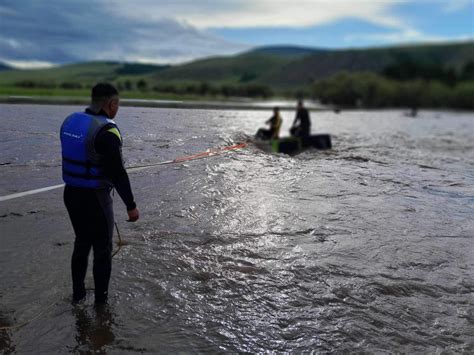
(107, 127), (122, 141)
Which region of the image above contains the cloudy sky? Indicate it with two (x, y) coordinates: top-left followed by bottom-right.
(0, 0), (473, 68)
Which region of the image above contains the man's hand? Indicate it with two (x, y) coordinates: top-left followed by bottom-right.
(127, 208), (139, 222)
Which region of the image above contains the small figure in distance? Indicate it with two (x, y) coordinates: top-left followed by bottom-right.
(256, 106), (283, 140)
(290, 99), (311, 138)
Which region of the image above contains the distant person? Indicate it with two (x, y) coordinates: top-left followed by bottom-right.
(61, 83), (139, 304)
(290, 100), (311, 138)
(409, 105), (418, 117)
(256, 106), (282, 140)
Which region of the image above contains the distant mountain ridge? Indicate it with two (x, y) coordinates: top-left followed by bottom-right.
(0, 62), (12, 71)
(0, 41), (472, 90)
(151, 41), (474, 88)
(245, 45), (326, 58)
(262, 42), (474, 87)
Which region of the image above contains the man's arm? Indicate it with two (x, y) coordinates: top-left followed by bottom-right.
(96, 129), (139, 220)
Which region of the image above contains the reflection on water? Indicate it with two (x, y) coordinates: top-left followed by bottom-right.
(72, 305), (115, 353)
(0, 105), (473, 352)
(0, 309), (16, 354)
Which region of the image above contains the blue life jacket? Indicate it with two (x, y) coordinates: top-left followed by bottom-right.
(60, 112), (121, 189)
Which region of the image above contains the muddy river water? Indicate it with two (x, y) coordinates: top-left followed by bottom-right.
(0, 104), (473, 353)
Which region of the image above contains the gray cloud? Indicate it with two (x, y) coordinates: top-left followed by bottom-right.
(0, 0), (249, 67)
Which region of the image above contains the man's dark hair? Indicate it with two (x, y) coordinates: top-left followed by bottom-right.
(91, 83), (119, 107)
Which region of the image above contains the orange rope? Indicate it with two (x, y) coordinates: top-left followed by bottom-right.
(0, 142), (248, 331)
(172, 143), (247, 163)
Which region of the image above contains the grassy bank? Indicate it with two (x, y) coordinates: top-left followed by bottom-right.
(0, 92), (305, 111)
(0, 86), (209, 101)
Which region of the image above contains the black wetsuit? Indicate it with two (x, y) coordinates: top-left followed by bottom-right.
(291, 107), (311, 137)
(64, 108), (136, 303)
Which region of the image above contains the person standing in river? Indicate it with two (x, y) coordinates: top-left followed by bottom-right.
(290, 99), (311, 138)
(61, 83), (139, 304)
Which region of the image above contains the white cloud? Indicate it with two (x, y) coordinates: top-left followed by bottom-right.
(2, 0), (471, 65)
(0, 2), (250, 65)
(0, 37), (22, 50)
(1, 59), (57, 69)
(442, 0), (473, 13)
(345, 29), (473, 45)
(88, 18), (250, 64)
(105, 0), (406, 30)
(343, 0), (474, 46)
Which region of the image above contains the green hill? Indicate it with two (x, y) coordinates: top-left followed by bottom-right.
(0, 61), (168, 86)
(149, 52), (292, 84)
(0, 41), (472, 93)
(262, 42), (474, 87)
(244, 46), (325, 58)
(150, 41), (474, 88)
(0, 63), (12, 72)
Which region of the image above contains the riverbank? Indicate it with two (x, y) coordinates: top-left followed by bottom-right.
(0, 95), (328, 111)
(2, 95), (472, 114)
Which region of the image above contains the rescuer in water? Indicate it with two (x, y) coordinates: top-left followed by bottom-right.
(61, 83), (139, 304)
(256, 106), (283, 140)
(290, 100), (311, 138)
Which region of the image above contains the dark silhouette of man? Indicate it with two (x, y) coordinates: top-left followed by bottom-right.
(290, 100), (311, 138)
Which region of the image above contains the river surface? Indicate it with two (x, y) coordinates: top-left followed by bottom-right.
(0, 104), (473, 353)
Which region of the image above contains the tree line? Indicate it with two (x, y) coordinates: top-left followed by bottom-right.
(312, 61), (474, 109)
(312, 72), (473, 110)
(11, 60), (474, 108)
(14, 79), (273, 99)
(117, 79), (273, 98)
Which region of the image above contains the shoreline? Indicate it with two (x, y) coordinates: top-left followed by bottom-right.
(1, 95), (472, 113)
(0, 95), (327, 112)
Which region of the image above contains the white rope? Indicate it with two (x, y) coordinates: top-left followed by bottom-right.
(0, 143), (247, 202)
(0, 184), (65, 202)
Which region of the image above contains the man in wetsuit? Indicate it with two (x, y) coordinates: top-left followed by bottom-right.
(61, 83), (139, 304)
(290, 100), (311, 138)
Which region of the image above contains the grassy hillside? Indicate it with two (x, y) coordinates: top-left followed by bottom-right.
(149, 41), (474, 89)
(0, 63), (12, 71)
(0, 41), (472, 100)
(244, 46), (325, 58)
(260, 42), (474, 87)
(0, 61), (168, 86)
(150, 53), (292, 84)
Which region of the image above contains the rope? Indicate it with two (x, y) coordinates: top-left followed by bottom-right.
(0, 143), (248, 330)
(128, 143), (247, 171)
(0, 301), (57, 331)
(0, 142), (248, 202)
(112, 222), (123, 258)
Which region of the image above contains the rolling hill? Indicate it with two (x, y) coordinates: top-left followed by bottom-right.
(261, 42), (474, 87)
(0, 63), (12, 72)
(0, 41), (472, 91)
(151, 42), (474, 88)
(0, 61), (168, 86)
(244, 45), (325, 58)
